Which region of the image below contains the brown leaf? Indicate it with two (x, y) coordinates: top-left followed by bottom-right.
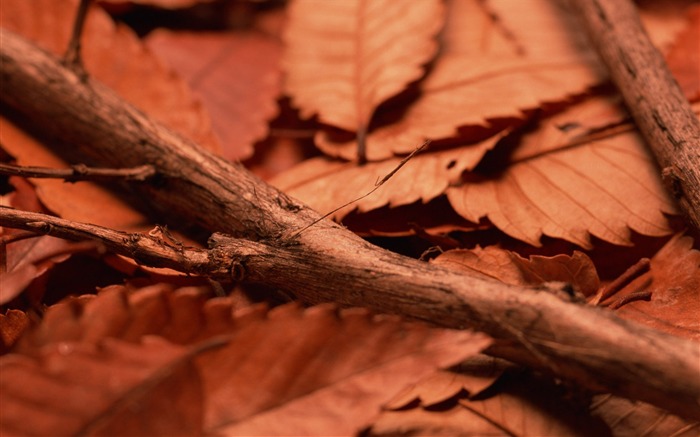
(5, 297), (490, 435)
(666, 5), (700, 101)
(603, 234), (700, 341)
(271, 133), (505, 219)
(283, 0), (444, 137)
(383, 355), (511, 410)
(14, 284), (220, 352)
(440, 0), (519, 57)
(0, 178), (105, 304)
(146, 30), (283, 160)
(447, 96), (679, 248)
(369, 367), (611, 436)
(316, 0), (605, 161)
(1, 0), (219, 152)
(485, 0), (603, 58)
(99, 0), (214, 9)
(342, 196), (482, 239)
(0, 338), (205, 436)
(0, 0), (219, 229)
(433, 245), (600, 297)
(590, 394), (700, 437)
(0, 121), (149, 229)
(637, 0), (700, 50)
(201, 304), (490, 435)
(0, 310), (30, 354)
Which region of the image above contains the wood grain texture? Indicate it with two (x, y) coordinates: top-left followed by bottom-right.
(567, 0), (700, 233)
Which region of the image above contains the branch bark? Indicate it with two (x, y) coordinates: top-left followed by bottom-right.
(568, 0), (700, 233)
(0, 162), (155, 182)
(1, 29), (699, 420)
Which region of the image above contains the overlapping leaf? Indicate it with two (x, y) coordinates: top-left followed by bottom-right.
(315, 0), (605, 160)
(14, 284), (230, 351)
(0, 310), (29, 354)
(283, 0), (445, 156)
(590, 395), (700, 437)
(0, 0), (218, 229)
(433, 245), (600, 296)
(383, 355), (511, 410)
(99, 0), (214, 9)
(369, 359), (610, 436)
(447, 97), (679, 248)
(1, 0), (219, 152)
(0, 177), (106, 305)
(146, 30), (283, 160)
(600, 235), (700, 340)
(666, 5), (700, 101)
(4, 288), (490, 435)
(484, 0), (601, 58)
(271, 133), (506, 219)
(0, 338), (204, 436)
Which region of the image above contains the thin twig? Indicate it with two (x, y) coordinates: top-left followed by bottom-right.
(288, 140), (430, 239)
(610, 289), (653, 310)
(0, 230), (42, 246)
(590, 257), (650, 305)
(62, 0), (91, 79)
(0, 206), (214, 277)
(0, 162), (156, 182)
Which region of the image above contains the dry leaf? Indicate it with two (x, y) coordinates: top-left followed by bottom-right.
(484, 0), (603, 58)
(202, 305), (490, 435)
(383, 355), (511, 409)
(1, 0), (219, 152)
(666, 5), (700, 101)
(3, 297), (490, 435)
(369, 367), (610, 436)
(0, 177), (108, 305)
(0, 338), (204, 436)
(590, 394), (700, 437)
(0, 0), (218, 228)
(341, 196), (482, 239)
(0, 121), (148, 229)
(271, 133), (505, 219)
(637, 0), (700, 49)
(447, 96), (679, 248)
(0, 240), (102, 306)
(14, 284), (219, 352)
(433, 245), (600, 297)
(604, 234), (700, 341)
(283, 0), (444, 145)
(0, 310), (30, 354)
(146, 30), (283, 160)
(99, 0), (214, 9)
(316, 0), (605, 161)
(440, 0), (518, 57)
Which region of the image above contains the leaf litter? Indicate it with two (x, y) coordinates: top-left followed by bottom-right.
(1, 0), (699, 435)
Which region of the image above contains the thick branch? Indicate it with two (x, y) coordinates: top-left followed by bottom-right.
(1, 29), (699, 420)
(568, 0), (700, 232)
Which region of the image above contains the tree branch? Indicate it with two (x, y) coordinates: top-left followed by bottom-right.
(0, 162), (155, 182)
(1, 29), (699, 420)
(568, 0), (700, 233)
(0, 206), (214, 276)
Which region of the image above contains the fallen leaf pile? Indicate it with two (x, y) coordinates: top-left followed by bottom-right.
(1, 287), (490, 435)
(1, 0), (699, 434)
